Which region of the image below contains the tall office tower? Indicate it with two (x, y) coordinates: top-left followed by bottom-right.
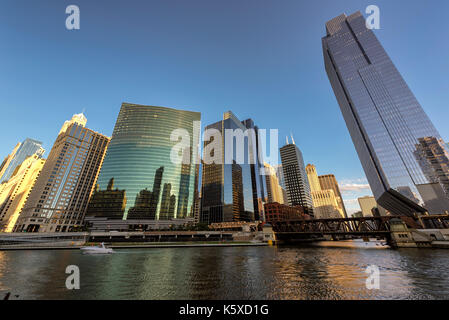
(16, 114), (109, 232)
(279, 141), (313, 216)
(0, 155), (45, 232)
(323, 11), (449, 215)
(201, 111), (265, 224)
(319, 174), (348, 218)
(358, 196), (388, 217)
(305, 164), (344, 219)
(274, 164), (288, 204)
(241, 118), (268, 221)
(263, 162), (285, 204)
(305, 164), (321, 192)
(0, 143), (21, 182)
(0, 138), (44, 184)
(87, 103), (201, 221)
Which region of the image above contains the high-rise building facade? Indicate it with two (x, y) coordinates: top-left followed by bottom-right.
(263, 162), (285, 204)
(59, 113), (87, 135)
(0, 154), (45, 232)
(414, 137), (449, 214)
(323, 11), (449, 215)
(0, 143), (21, 182)
(318, 174), (348, 218)
(306, 164), (321, 192)
(279, 143), (313, 216)
(0, 138), (44, 184)
(306, 164), (344, 219)
(358, 196), (388, 217)
(273, 164), (288, 204)
(241, 118), (268, 221)
(273, 164), (286, 189)
(17, 114), (109, 232)
(87, 103), (201, 221)
(201, 111), (266, 224)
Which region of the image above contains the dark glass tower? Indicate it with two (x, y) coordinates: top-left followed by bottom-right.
(200, 111), (266, 224)
(323, 12), (449, 215)
(88, 103), (201, 220)
(279, 143), (314, 216)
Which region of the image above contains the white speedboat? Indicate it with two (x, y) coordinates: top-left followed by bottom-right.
(80, 242), (114, 254)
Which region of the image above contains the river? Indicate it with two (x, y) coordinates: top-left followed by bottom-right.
(1, 241), (448, 299)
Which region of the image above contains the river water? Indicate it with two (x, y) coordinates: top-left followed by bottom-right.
(1, 241), (448, 300)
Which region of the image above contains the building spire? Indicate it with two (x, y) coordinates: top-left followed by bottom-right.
(286, 136), (289, 145)
(291, 133), (296, 145)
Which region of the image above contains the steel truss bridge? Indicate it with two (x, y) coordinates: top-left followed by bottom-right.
(271, 215), (449, 242)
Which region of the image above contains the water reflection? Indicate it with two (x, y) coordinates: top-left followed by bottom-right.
(1, 244), (449, 300)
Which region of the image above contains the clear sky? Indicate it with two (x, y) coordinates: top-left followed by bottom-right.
(1, 0), (448, 214)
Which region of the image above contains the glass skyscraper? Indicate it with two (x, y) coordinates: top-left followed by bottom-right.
(323, 11), (449, 215)
(0, 138), (44, 184)
(89, 103), (201, 220)
(200, 111), (266, 224)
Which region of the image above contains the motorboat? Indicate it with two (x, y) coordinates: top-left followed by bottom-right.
(80, 242), (114, 254)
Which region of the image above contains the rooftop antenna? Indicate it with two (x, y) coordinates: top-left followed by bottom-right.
(286, 136), (289, 145)
(291, 133), (296, 145)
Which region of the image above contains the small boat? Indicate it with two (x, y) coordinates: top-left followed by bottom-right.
(80, 242), (114, 254)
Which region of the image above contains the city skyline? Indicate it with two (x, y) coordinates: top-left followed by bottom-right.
(1, 1), (449, 215)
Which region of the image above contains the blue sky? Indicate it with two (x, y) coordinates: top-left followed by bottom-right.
(1, 0), (448, 214)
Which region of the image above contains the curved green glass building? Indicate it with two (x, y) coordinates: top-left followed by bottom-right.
(90, 103), (200, 220)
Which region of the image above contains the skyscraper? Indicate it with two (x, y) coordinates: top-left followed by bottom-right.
(306, 164), (321, 192)
(264, 162), (285, 204)
(0, 138), (44, 184)
(0, 154), (45, 232)
(279, 141), (313, 216)
(0, 143), (21, 182)
(318, 174), (348, 218)
(17, 114), (109, 232)
(306, 164), (343, 219)
(358, 196), (388, 217)
(273, 164), (286, 189)
(241, 118), (268, 221)
(200, 111), (265, 224)
(87, 103), (201, 221)
(323, 11), (449, 215)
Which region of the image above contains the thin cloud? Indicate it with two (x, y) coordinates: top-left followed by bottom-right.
(339, 183), (371, 192)
(343, 198), (359, 205)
